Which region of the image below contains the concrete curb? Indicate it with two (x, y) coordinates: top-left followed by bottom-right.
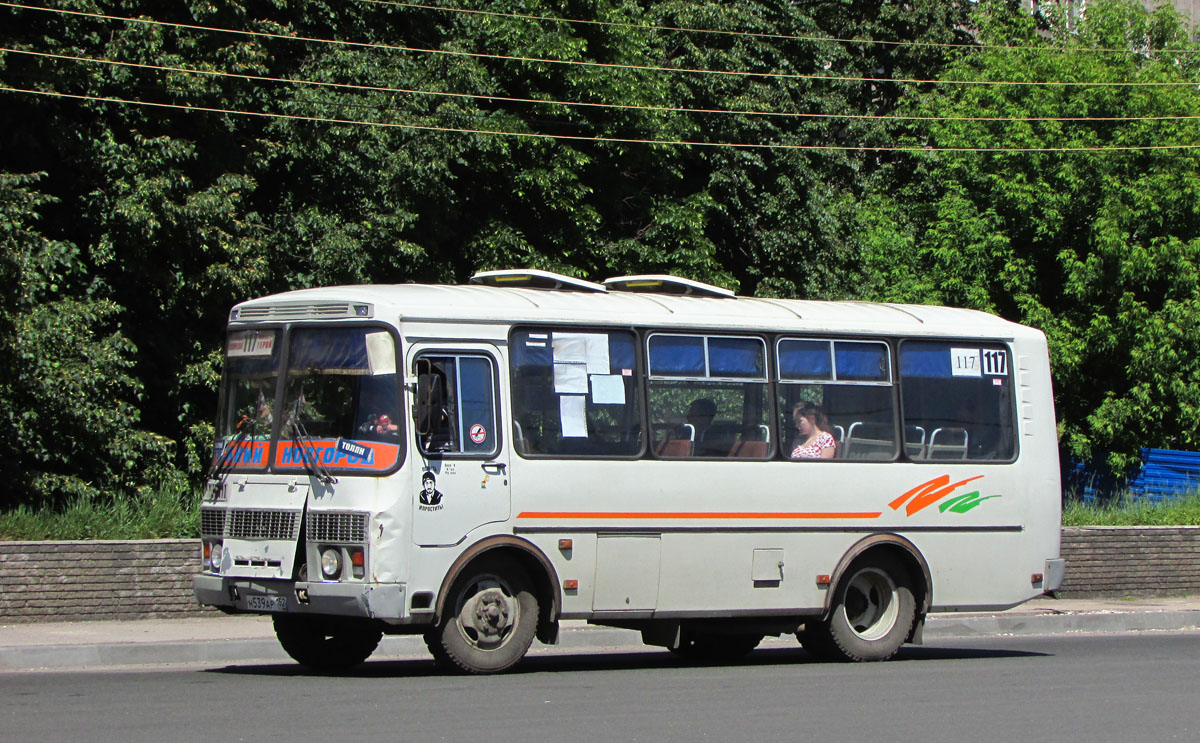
(4, 610), (1199, 672)
(923, 609), (1200, 638)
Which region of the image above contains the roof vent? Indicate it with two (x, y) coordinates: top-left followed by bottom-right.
(604, 274), (735, 298)
(232, 302), (373, 321)
(471, 269), (607, 292)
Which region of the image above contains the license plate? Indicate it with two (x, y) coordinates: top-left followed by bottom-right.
(246, 595), (287, 612)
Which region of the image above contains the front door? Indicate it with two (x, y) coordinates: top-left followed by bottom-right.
(410, 346), (511, 546)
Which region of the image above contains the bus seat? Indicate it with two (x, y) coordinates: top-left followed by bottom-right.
(904, 425), (927, 460)
(928, 427), (969, 460)
(698, 422), (741, 457)
(844, 421), (896, 460)
(512, 420), (529, 454)
(730, 440), (768, 459)
(656, 438), (693, 457)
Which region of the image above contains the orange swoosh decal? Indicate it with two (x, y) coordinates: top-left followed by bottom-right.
(517, 511), (882, 520)
(889, 474), (985, 516)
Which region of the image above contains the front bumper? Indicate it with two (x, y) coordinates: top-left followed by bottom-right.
(194, 575), (418, 625)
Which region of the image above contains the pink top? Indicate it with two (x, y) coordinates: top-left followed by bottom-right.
(791, 431), (836, 459)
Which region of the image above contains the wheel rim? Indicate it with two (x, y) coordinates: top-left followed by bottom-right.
(454, 575), (519, 652)
(841, 567), (900, 642)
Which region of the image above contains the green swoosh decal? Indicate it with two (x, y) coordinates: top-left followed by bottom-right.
(938, 491), (1003, 514)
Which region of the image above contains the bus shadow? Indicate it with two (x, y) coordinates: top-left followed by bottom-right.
(204, 643), (1047, 678)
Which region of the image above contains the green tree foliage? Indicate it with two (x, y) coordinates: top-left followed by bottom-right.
(858, 0), (1200, 469)
(0, 173), (171, 504)
(2, 0), (1199, 512)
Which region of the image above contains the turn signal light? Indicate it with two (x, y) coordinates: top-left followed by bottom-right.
(1031, 573), (1044, 587)
(563, 579), (579, 590)
(816, 574), (832, 586)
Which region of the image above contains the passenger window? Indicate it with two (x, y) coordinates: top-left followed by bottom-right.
(777, 339), (896, 461)
(899, 341), (1016, 461)
(647, 334), (770, 458)
(509, 329), (642, 457)
(415, 354), (498, 457)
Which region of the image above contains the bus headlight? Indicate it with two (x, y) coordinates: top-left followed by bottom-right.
(320, 548), (341, 579)
(203, 541), (223, 573)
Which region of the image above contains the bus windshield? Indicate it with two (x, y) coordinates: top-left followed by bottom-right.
(218, 329), (280, 443)
(214, 326), (403, 473)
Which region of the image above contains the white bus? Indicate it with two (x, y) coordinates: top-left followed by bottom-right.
(194, 269), (1064, 673)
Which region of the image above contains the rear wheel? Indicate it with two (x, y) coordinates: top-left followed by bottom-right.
(273, 614), (382, 672)
(801, 556), (916, 662)
(430, 557), (539, 674)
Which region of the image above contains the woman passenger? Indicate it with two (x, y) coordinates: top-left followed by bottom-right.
(790, 402), (837, 459)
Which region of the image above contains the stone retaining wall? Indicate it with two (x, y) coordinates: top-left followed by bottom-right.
(1058, 526), (1200, 597)
(0, 528), (1197, 623)
(0, 540), (209, 623)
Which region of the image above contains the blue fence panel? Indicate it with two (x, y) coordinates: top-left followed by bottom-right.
(1064, 448), (1200, 503)
(1128, 449), (1200, 501)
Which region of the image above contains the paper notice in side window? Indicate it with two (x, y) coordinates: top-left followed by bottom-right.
(560, 395), (588, 437)
(590, 374), (625, 404)
(950, 348), (982, 377)
(552, 333), (588, 364)
(554, 362), (588, 394)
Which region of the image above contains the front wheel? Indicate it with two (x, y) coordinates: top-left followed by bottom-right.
(273, 614), (382, 672)
(802, 556), (916, 662)
(430, 558), (539, 674)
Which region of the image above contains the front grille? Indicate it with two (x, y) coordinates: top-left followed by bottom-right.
(308, 511), (369, 544)
(200, 508), (226, 538)
(226, 509), (301, 540)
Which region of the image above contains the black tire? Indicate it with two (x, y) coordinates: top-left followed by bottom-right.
(669, 631), (763, 662)
(802, 556), (916, 662)
(430, 557), (539, 674)
(273, 614), (382, 672)
(423, 630), (454, 668)
(796, 620), (839, 661)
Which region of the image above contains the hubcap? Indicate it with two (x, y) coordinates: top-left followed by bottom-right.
(842, 567), (899, 641)
(456, 577), (518, 651)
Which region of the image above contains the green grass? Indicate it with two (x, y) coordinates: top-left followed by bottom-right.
(4, 481), (1200, 539)
(1062, 490), (1200, 526)
(0, 480), (200, 541)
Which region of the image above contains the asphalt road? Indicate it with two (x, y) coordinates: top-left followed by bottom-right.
(2, 631), (1198, 743)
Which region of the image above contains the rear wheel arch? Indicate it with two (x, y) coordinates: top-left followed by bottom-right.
(435, 535), (561, 644)
(824, 534), (932, 620)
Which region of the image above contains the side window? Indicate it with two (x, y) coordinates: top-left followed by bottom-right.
(509, 329), (642, 457)
(777, 339), (896, 461)
(415, 354), (498, 457)
(647, 334), (770, 458)
(899, 341), (1016, 461)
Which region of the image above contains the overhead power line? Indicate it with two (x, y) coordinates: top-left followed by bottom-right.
(360, 0), (1200, 55)
(4, 85), (1199, 153)
(10, 47), (1200, 124)
(5, 2), (1200, 87)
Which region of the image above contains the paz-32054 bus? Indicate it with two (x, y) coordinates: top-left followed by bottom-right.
(194, 269), (1064, 673)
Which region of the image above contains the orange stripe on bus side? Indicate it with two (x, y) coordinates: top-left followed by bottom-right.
(516, 511), (883, 520)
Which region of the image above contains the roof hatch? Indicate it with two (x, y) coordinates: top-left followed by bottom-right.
(603, 274), (735, 298)
(470, 269), (607, 293)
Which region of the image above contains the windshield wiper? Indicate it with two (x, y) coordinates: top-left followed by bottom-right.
(207, 414), (256, 482)
(288, 399), (338, 487)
